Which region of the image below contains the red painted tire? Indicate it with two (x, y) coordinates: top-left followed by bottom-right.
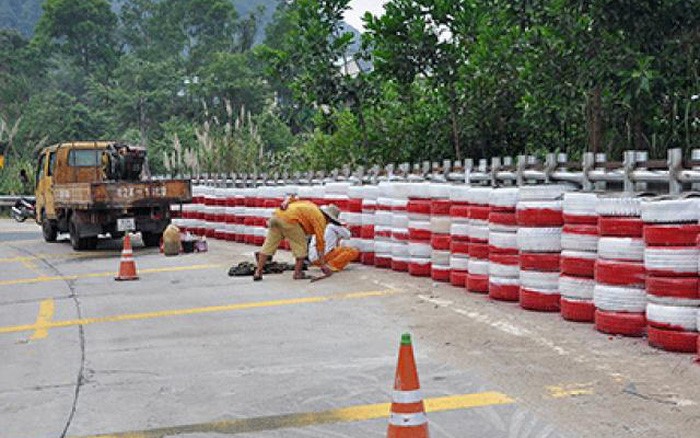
(646, 276), (699, 300)
(450, 240), (470, 255)
(469, 242), (489, 259)
(594, 259), (645, 287)
(431, 267), (452, 282)
(408, 227), (432, 241)
(375, 228), (392, 239)
(647, 326), (698, 353)
(489, 281), (520, 302)
(519, 288), (561, 312)
(466, 274), (489, 293)
(407, 200), (432, 215)
(488, 211), (517, 226)
(562, 224), (598, 236)
(489, 245), (519, 256)
(560, 298), (595, 322)
(408, 261), (432, 277)
(450, 270), (468, 287)
(431, 200), (452, 215)
(349, 225), (362, 238)
(431, 234), (451, 250)
(361, 252), (375, 265)
(374, 256), (392, 269)
(598, 217), (643, 237)
(489, 252), (519, 266)
(391, 259), (409, 272)
(560, 253), (596, 277)
(450, 205), (470, 219)
(360, 225), (375, 239)
(348, 198), (363, 213)
(516, 209), (564, 227)
(594, 310), (646, 337)
(643, 224), (700, 247)
(563, 214), (598, 225)
(469, 205), (491, 221)
(519, 252), (560, 272)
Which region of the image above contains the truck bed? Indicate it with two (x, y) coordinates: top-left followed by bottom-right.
(53, 180), (191, 209)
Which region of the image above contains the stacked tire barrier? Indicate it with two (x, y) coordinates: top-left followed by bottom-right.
(448, 186), (471, 286)
(593, 195), (647, 336)
(642, 197), (700, 353)
(360, 185), (379, 265)
(374, 184), (394, 268)
(559, 192), (599, 322)
(407, 185), (433, 277)
(516, 185), (569, 311)
(488, 188), (520, 302)
(389, 183), (410, 272)
(466, 187), (492, 294)
(430, 184), (452, 280)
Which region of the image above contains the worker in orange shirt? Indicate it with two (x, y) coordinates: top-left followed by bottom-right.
(254, 199), (338, 281)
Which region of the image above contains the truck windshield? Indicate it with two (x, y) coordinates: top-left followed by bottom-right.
(69, 149), (101, 167)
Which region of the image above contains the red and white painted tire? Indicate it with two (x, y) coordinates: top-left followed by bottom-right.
(449, 255), (470, 271)
(560, 250), (596, 277)
(520, 252), (560, 272)
(468, 223), (490, 242)
(488, 231), (517, 251)
(561, 225), (599, 252)
(643, 247), (699, 277)
(450, 222), (470, 239)
(489, 277), (520, 302)
(407, 200), (431, 216)
(391, 228), (409, 242)
(489, 252), (519, 266)
(468, 258), (490, 276)
(408, 226), (431, 241)
(408, 258), (432, 277)
(489, 187), (519, 209)
(488, 211), (517, 228)
(559, 275), (596, 300)
(468, 205), (491, 221)
(431, 234), (451, 250)
(563, 192), (599, 220)
(646, 294), (700, 307)
(408, 241), (433, 258)
(466, 188), (493, 206)
(374, 255), (392, 269)
(392, 213), (409, 229)
(521, 270), (559, 291)
(520, 288), (561, 312)
(560, 298), (596, 322)
(375, 226), (393, 240)
(468, 242), (489, 259)
(489, 261), (519, 278)
(517, 227), (562, 252)
(593, 284), (647, 313)
(431, 265), (451, 282)
(450, 269), (468, 287)
(597, 237), (645, 261)
(646, 276), (699, 300)
(391, 242), (410, 258)
(595, 310), (646, 337)
(450, 205), (470, 219)
(431, 250), (451, 266)
(450, 186), (471, 204)
(450, 240), (470, 255)
(516, 201), (563, 227)
(518, 184), (573, 201)
(641, 198), (700, 223)
(467, 274), (489, 293)
(596, 195), (642, 217)
(643, 224), (700, 246)
(374, 210), (393, 227)
(598, 217), (643, 237)
(361, 252), (375, 265)
(646, 303), (697, 331)
(647, 326), (698, 353)
(594, 259), (645, 287)
(431, 199), (452, 216)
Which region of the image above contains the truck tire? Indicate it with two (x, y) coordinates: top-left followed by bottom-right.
(69, 217), (98, 251)
(42, 212), (58, 243)
(142, 232), (162, 248)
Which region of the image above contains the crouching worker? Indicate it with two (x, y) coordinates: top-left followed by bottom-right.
(253, 200), (336, 281)
(308, 218), (359, 273)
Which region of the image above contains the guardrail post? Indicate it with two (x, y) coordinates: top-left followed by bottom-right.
(544, 153), (557, 184)
(490, 156), (501, 187)
(622, 150), (636, 193)
(692, 149), (700, 191)
(635, 151), (649, 192)
(516, 155), (526, 186)
(581, 152), (594, 191)
(667, 148), (683, 195)
(464, 158), (473, 185)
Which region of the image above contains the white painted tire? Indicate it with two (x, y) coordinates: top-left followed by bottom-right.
(593, 285), (647, 312)
(375, 241), (393, 255)
(559, 275), (595, 300)
(597, 237), (645, 261)
(520, 270), (559, 291)
(431, 250), (451, 266)
(489, 231), (518, 250)
(596, 195), (642, 217)
(489, 262), (519, 278)
(361, 213), (375, 225)
(391, 213), (409, 229)
(468, 224), (490, 241)
(518, 184), (573, 201)
(516, 227), (562, 252)
(646, 303), (698, 331)
(489, 222), (518, 233)
(429, 183), (452, 199)
(640, 198), (700, 223)
(430, 216), (452, 234)
(449, 255), (470, 270)
(516, 200), (562, 212)
(563, 192), (599, 217)
(374, 210), (393, 226)
(450, 222), (470, 237)
(490, 276), (520, 286)
(409, 220), (431, 231)
(489, 188), (519, 208)
(468, 258), (490, 275)
(561, 249), (597, 260)
(361, 186), (379, 200)
(408, 242), (433, 258)
(644, 247), (700, 275)
(561, 232), (599, 252)
(340, 212), (363, 225)
(391, 242), (410, 257)
(647, 294), (700, 307)
(465, 187), (492, 205)
(450, 185), (471, 203)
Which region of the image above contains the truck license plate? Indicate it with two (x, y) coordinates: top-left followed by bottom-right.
(117, 218), (135, 232)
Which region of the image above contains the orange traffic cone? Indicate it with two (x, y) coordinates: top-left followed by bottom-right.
(387, 333), (429, 437)
(115, 233), (139, 281)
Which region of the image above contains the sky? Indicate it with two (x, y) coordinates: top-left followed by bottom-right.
(345, 0), (388, 32)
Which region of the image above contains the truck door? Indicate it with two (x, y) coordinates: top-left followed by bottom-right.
(44, 151), (57, 218)
(34, 152), (46, 221)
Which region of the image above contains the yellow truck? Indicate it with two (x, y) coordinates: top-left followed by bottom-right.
(35, 141), (191, 250)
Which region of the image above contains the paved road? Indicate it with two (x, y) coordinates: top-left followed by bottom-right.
(0, 219), (698, 437)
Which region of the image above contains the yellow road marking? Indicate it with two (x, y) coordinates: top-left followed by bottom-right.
(72, 391), (514, 437)
(0, 263), (223, 287)
(546, 383), (594, 398)
(0, 251), (125, 264)
(0, 290), (396, 337)
(29, 299), (55, 340)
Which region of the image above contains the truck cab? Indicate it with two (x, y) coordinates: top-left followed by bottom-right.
(35, 141), (191, 250)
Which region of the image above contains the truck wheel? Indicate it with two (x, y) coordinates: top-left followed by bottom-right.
(42, 212), (58, 243)
(142, 232), (162, 248)
(68, 218), (96, 251)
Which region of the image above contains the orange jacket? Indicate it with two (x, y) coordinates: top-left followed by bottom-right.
(274, 200), (327, 255)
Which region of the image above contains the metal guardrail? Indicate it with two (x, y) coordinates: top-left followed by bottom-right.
(185, 147), (700, 196)
(0, 196), (34, 208)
